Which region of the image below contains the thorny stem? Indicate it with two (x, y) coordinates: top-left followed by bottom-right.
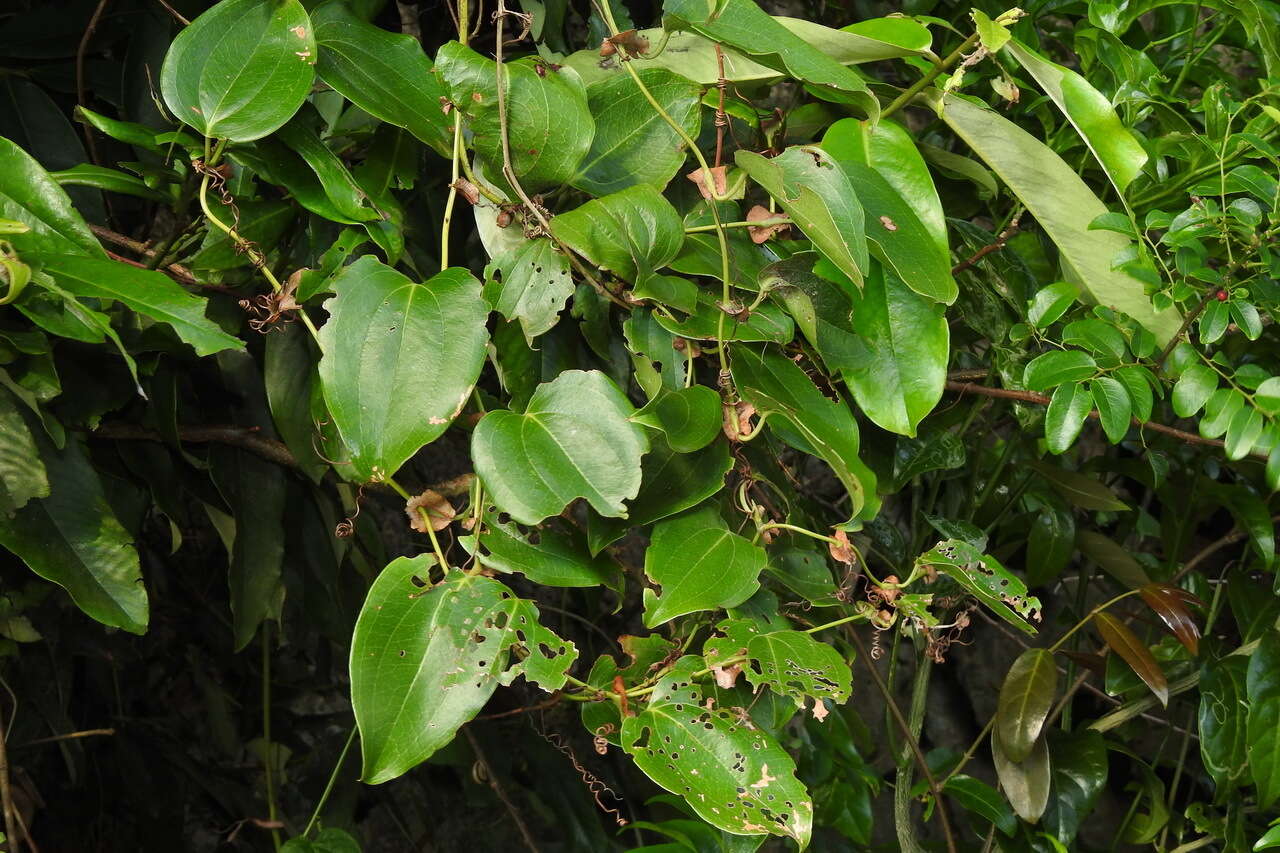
(302, 726), (358, 838)
(881, 33), (980, 119)
(894, 652), (932, 853)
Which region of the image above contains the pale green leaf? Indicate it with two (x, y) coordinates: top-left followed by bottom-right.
(643, 505), (766, 627)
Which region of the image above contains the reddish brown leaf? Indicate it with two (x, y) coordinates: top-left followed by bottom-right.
(828, 529), (855, 565)
(746, 204), (790, 244)
(405, 489), (455, 532)
(1094, 611), (1168, 706)
(686, 166), (728, 200)
(1139, 582), (1202, 656)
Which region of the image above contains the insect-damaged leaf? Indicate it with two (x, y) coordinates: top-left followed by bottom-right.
(916, 539), (1042, 634)
(996, 648), (1059, 762)
(1094, 611), (1168, 706)
(621, 655), (813, 845)
(484, 238), (575, 345)
(746, 628), (852, 717)
(643, 505), (766, 627)
(160, 0), (316, 142)
(318, 257), (488, 481)
(350, 558), (576, 784)
(472, 370), (649, 525)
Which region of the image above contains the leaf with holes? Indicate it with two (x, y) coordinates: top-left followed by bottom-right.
(997, 649), (1059, 762)
(621, 656), (812, 844)
(318, 257), (488, 481)
(351, 558), (576, 784)
(461, 513), (622, 592)
(160, 0), (316, 142)
(473, 370), (649, 525)
(745, 630), (852, 717)
(1094, 611), (1168, 706)
(643, 505), (766, 627)
(484, 238), (575, 344)
(916, 540), (1042, 635)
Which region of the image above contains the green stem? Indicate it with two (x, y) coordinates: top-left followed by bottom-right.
(882, 33), (980, 119)
(684, 218), (790, 234)
(385, 476), (450, 572)
(302, 727), (357, 838)
(894, 652), (932, 853)
(1048, 589), (1142, 653)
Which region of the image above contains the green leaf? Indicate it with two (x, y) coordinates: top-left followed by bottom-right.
(993, 733), (1051, 824)
(0, 386), (48, 513)
(1035, 464), (1130, 512)
(282, 827), (361, 853)
(736, 147), (868, 290)
(1024, 350), (1097, 392)
(1028, 281), (1078, 328)
(49, 164), (170, 202)
(549, 183), (683, 289)
(276, 106), (380, 223)
(621, 656), (811, 844)
(318, 257), (488, 481)
(160, 0), (316, 142)
(1005, 40), (1147, 193)
(655, 293), (795, 343)
(840, 262), (948, 437)
(572, 68), (702, 195)
(672, 201), (767, 290)
(1090, 376), (1132, 444)
(39, 255), (243, 356)
(928, 92), (1181, 345)
(917, 540), (1042, 635)
(663, 0), (875, 115)
(437, 41), (594, 193)
(190, 200), (294, 271)
(1026, 499), (1075, 586)
(997, 649), (1059, 762)
(1199, 655), (1249, 795)
(972, 10), (1012, 52)
(1248, 630), (1280, 807)
(211, 447), (285, 650)
(745, 629), (852, 715)
(1114, 365), (1155, 423)
(732, 345), (879, 521)
(351, 560), (576, 783)
(1043, 730), (1108, 844)
(632, 385), (722, 453)
(1094, 611), (1168, 706)
(472, 370), (649, 524)
(1077, 530), (1151, 588)
(764, 253), (865, 374)
(311, 0), (452, 155)
(1045, 382), (1092, 454)
(0, 437), (147, 634)
(1226, 406), (1264, 461)
(820, 117), (947, 256)
(0, 136), (102, 257)
(264, 324), (327, 483)
(944, 775), (1017, 837)
(1172, 363), (1218, 417)
(484, 238), (574, 344)
(464, 514), (622, 591)
(643, 505), (766, 627)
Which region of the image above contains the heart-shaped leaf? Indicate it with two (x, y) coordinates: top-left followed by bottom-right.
(319, 256), (488, 480)
(548, 183), (683, 286)
(472, 370), (649, 524)
(484, 238), (575, 344)
(351, 559), (576, 783)
(160, 0), (316, 142)
(463, 513), (622, 591)
(631, 385), (722, 453)
(642, 504), (766, 627)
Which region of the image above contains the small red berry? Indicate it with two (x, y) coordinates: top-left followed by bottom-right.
(1216, 290), (1229, 301)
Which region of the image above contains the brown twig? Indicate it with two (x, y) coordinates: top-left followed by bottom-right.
(76, 0), (111, 166)
(464, 728), (541, 852)
(92, 225), (213, 289)
(1170, 515), (1280, 583)
(14, 728), (115, 749)
(0, 701), (19, 853)
(951, 211), (1022, 275)
(152, 0), (189, 25)
(1155, 290), (1215, 368)
(92, 423), (297, 468)
(713, 45), (728, 169)
(943, 380), (1267, 459)
(477, 694), (563, 721)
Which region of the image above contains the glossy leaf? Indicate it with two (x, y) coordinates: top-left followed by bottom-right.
(1172, 363), (1217, 417)
(549, 184), (683, 288)
(351, 560), (575, 783)
(473, 370), (649, 524)
(276, 106), (380, 223)
(736, 147), (868, 290)
(464, 515), (621, 591)
(1094, 611), (1168, 706)
(632, 385), (722, 453)
(0, 437), (147, 634)
(918, 540), (1042, 634)
(484, 238), (575, 344)
(1043, 730), (1108, 844)
(1248, 630), (1280, 808)
(0, 136), (102, 257)
(1045, 382), (1092, 454)
(993, 733), (1051, 824)
(1199, 655), (1249, 795)
(732, 345), (879, 521)
(1077, 531), (1151, 588)
(655, 293), (795, 343)
(311, 0), (451, 154)
(1024, 350), (1097, 392)
(764, 252), (864, 374)
(621, 656), (812, 844)
(1090, 376), (1132, 444)
(929, 92), (1182, 345)
(160, 0), (316, 142)
(0, 386), (48, 513)
(997, 649), (1059, 762)
(572, 68), (702, 195)
(1139, 582), (1202, 655)
(319, 258), (488, 480)
(944, 775), (1017, 837)
(643, 505), (766, 627)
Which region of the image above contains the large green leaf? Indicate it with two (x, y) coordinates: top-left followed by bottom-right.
(839, 262), (948, 437)
(483, 238), (575, 344)
(1043, 730), (1108, 844)
(318, 257), (488, 481)
(996, 649), (1059, 762)
(463, 513), (622, 591)
(276, 106), (381, 223)
(160, 0), (316, 142)
(311, 0), (451, 155)
(632, 385), (722, 453)
(736, 147), (868, 290)
(0, 386), (48, 513)
(928, 92), (1181, 344)
(621, 656), (812, 844)
(1248, 630), (1280, 808)
(663, 0), (875, 115)
(732, 345), (879, 521)
(0, 437), (147, 634)
(0, 136), (102, 257)
(764, 253), (865, 374)
(916, 540), (1042, 635)
(39, 255), (243, 356)
(643, 505), (767, 627)
(548, 184), (683, 288)
(1005, 40), (1147, 194)
(472, 370), (649, 524)
(436, 41), (594, 193)
(745, 629), (852, 715)
(993, 733), (1051, 823)
(1199, 655), (1249, 796)
(820, 117), (947, 255)
(572, 68), (702, 195)
(350, 559), (575, 783)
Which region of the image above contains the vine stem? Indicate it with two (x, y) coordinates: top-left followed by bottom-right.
(385, 476), (450, 572)
(1048, 589), (1142, 653)
(684, 217), (790, 234)
(0, 697), (18, 853)
(440, 0), (469, 269)
(301, 726), (357, 838)
(881, 33), (980, 119)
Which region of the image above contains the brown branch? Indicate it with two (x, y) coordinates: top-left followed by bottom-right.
(464, 728), (541, 853)
(76, 0), (111, 166)
(91, 225), (213, 289)
(951, 211), (1022, 275)
(92, 423), (298, 468)
(943, 380), (1267, 460)
(14, 728), (115, 749)
(1156, 291), (1214, 368)
(0, 699), (19, 853)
